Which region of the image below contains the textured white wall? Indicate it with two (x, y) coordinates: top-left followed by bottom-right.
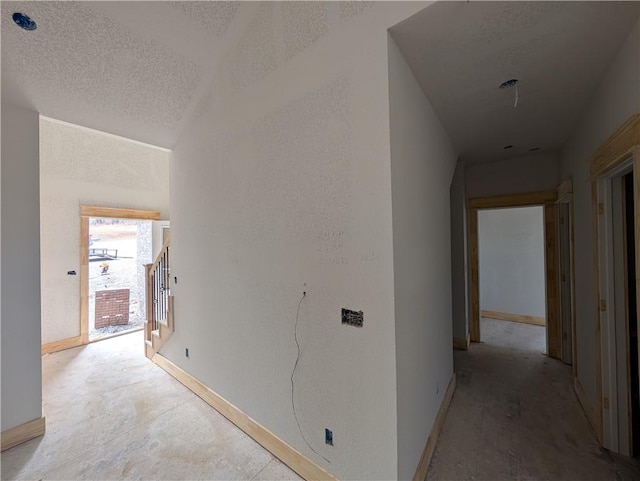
(39, 118), (170, 344)
(152, 220), (170, 260)
(560, 19), (640, 418)
(465, 151), (561, 200)
(1, 104), (43, 431)
(450, 162), (468, 340)
(163, 3), (428, 480)
(388, 36), (457, 480)
(478, 207), (546, 319)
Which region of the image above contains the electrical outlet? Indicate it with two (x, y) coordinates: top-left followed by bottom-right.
(185, 348), (189, 358)
(325, 428), (333, 446)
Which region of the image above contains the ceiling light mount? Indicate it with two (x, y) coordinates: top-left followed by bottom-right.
(499, 78), (519, 89)
(12, 12), (37, 31)
(499, 78), (519, 108)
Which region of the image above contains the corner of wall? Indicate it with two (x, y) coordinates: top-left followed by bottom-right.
(559, 15), (640, 422)
(388, 33), (457, 481)
(1, 103), (43, 432)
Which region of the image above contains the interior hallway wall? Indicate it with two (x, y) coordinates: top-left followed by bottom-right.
(448, 151), (560, 343)
(478, 207), (546, 320)
(450, 162), (468, 341)
(1, 104), (43, 432)
(39, 118), (170, 344)
(388, 36), (457, 480)
(560, 18), (640, 424)
(164, 4), (428, 480)
(465, 151), (561, 199)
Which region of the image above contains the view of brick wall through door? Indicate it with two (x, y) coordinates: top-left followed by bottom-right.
(95, 289), (130, 328)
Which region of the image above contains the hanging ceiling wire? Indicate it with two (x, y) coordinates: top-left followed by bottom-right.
(499, 78), (519, 108)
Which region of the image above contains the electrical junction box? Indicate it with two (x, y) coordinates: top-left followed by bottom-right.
(342, 308), (363, 327)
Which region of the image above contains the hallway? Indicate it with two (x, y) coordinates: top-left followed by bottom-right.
(1, 331), (301, 481)
(428, 318), (618, 480)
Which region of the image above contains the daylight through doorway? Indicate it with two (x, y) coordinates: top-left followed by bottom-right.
(88, 218), (152, 341)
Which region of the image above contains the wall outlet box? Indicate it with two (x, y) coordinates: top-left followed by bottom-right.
(325, 428), (333, 446)
(342, 308), (363, 327)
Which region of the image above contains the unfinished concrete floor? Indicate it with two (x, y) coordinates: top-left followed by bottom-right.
(1, 331), (301, 481)
(427, 317), (619, 481)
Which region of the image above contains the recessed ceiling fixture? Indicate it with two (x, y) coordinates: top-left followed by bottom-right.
(12, 12), (37, 31)
(499, 78), (519, 108)
(503, 145), (513, 150)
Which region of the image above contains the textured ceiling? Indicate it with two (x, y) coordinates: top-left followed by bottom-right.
(1, 1), (244, 148)
(3, 2), (638, 156)
(390, 1), (640, 164)
(1, 1), (376, 149)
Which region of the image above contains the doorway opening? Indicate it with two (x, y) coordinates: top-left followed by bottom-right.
(477, 206), (547, 353)
(595, 155), (639, 455)
(556, 179), (577, 371)
(588, 114), (639, 451)
(622, 171), (639, 458)
(80, 206), (161, 345)
(88, 217), (152, 341)
(468, 190), (562, 359)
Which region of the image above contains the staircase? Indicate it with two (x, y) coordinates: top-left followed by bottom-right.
(144, 237), (173, 359)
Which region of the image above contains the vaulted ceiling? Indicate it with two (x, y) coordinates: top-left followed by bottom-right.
(390, 1), (640, 163)
(2, 1), (252, 148)
(3, 1), (639, 159)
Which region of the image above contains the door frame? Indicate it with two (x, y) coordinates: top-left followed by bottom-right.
(556, 179), (578, 373)
(590, 114), (640, 452)
(79, 206), (160, 344)
(467, 190), (561, 358)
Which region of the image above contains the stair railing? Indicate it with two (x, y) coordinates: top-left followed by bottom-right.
(145, 237), (170, 344)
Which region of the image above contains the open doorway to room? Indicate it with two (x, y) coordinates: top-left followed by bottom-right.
(477, 206), (547, 353)
(622, 171), (639, 458)
(80, 206), (161, 345)
(596, 158), (639, 457)
(556, 180), (577, 369)
(87, 217), (152, 341)
(468, 191), (562, 359)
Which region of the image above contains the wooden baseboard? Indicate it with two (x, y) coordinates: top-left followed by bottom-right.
(412, 373), (456, 481)
(481, 310), (546, 326)
(453, 333), (470, 350)
(574, 377), (601, 443)
(42, 336), (83, 355)
(152, 354), (337, 481)
(1, 417), (46, 451)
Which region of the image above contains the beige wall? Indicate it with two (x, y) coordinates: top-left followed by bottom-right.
(1, 104), (43, 431)
(39, 118), (170, 344)
(478, 207), (546, 319)
(560, 18), (640, 430)
(465, 151), (561, 200)
(450, 162), (468, 341)
(388, 35), (457, 480)
(163, 3), (431, 480)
